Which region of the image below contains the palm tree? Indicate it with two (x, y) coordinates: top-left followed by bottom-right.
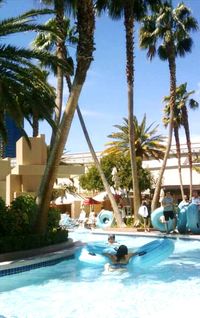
(181, 86), (199, 199)
(163, 83), (199, 199)
(104, 115), (166, 161)
(140, 1), (198, 211)
(38, 0), (76, 147)
(0, 7), (68, 143)
(76, 107), (125, 227)
(33, 3), (125, 227)
(35, 0), (95, 234)
(32, 16), (75, 139)
(95, 0), (161, 222)
(163, 89), (185, 200)
(23, 69), (56, 137)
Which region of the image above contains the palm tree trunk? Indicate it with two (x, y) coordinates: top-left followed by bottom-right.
(174, 125), (184, 199)
(35, 0), (95, 234)
(50, 0), (64, 148)
(124, 6), (140, 223)
(76, 106), (125, 227)
(151, 55), (176, 212)
(32, 111), (39, 137)
(182, 106), (193, 199)
(65, 75), (125, 227)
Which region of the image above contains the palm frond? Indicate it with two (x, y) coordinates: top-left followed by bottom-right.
(104, 115), (165, 161)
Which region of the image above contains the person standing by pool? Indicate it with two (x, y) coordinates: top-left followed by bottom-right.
(191, 191), (200, 209)
(178, 194), (189, 209)
(138, 200), (150, 232)
(78, 207), (87, 228)
(161, 191), (176, 234)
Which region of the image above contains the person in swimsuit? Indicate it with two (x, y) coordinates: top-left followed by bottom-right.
(107, 234), (117, 244)
(104, 245), (143, 272)
(107, 234), (120, 247)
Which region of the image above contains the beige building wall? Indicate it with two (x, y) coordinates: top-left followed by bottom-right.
(0, 159), (11, 202)
(3, 135), (84, 206)
(71, 201), (82, 219)
(6, 174), (21, 204)
(16, 135), (47, 166)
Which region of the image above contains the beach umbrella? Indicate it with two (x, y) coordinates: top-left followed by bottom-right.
(82, 197), (101, 212)
(83, 197), (101, 205)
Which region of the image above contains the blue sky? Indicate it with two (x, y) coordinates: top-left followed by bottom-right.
(1, 0), (200, 154)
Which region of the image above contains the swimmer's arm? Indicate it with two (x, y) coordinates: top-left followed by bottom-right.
(128, 251), (146, 259)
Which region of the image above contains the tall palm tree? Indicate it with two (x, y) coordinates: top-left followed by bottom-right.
(33, 4), (125, 227)
(76, 107), (125, 227)
(104, 115), (165, 161)
(0, 7), (69, 144)
(163, 83), (199, 199)
(140, 1), (198, 211)
(32, 16), (75, 138)
(22, 69), (56, 137)
(163, 89), (185, 200)
(39, 0), (76, 147)
(35, 0), (95, 234)
(95, 0), (161, 222)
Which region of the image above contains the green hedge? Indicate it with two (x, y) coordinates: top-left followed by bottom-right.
(0, 230), (68, 253)
(0, 195), (68, 253)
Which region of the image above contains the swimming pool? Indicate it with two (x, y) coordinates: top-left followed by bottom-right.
(0, 232), (199, 318)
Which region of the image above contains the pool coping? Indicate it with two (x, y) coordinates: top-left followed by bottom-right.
(91, 228), (200, 241)
(0, 239), (83, 276)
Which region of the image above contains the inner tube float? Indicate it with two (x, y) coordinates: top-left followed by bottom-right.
(151, 207), (174, 232)
(78, 248), (107, 266)
(177, 205), (188, 234)
(77, 239), (174, 269)
(186, 204), (200, 234)
(128, 238), (174, 269)
(86, 241), (118, 255)
(96, 210), (114, 229)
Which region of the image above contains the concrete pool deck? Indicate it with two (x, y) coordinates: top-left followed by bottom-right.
(0, 228), (199, 276)
(91, 227), (200, 241)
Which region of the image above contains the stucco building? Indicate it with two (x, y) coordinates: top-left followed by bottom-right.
(0, 135), (84, 210)
(62, 143), (200, 196)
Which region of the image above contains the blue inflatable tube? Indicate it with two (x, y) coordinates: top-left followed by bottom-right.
(96, 210), (114, 229)
(177, 205), (188, 234)
(78, 239), (174, 269)
(86, 241), (118, 255)
(128, 239), (174, 269)
(186, 204), (200, 234)
(151, 207), (174, 232)
(78, 248), (107, 266)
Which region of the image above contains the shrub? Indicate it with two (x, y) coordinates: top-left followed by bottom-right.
(47, 207), (61, 232)
(0, 195), (69, 253)
(0, 197), (8, 235)
(0, 230), (68, 253)
(9, 195), (38, 235)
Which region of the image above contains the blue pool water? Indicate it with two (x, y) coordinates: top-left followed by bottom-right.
(0, 232), (200, 318)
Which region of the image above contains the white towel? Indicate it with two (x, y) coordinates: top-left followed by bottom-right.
(138, 206), (148, 218)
